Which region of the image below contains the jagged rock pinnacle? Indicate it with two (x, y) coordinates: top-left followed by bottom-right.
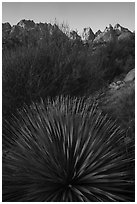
(82, 27), (95, 41)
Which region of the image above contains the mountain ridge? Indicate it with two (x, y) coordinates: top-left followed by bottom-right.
(2, 19), (134, 49)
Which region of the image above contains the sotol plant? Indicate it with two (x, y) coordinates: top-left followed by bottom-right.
(3, 96), (134, 201)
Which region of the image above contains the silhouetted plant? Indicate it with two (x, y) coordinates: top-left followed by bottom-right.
(3, 97), (134, 202)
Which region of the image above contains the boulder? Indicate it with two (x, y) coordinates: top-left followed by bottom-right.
(109, 81), (125, 90)
(124, 69), (135, 82)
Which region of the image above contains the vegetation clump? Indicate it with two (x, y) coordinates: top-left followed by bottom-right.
(3, 98), (134, 202)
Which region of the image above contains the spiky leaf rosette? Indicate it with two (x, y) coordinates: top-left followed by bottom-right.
(45, 95), (98, 116)
(3, 98), (134, 202)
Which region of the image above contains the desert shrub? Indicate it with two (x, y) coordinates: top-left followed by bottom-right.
(100, 83), (135, 139)
(93, 35), (135, 82)
(3, 98), (134, 202)
(3, 46), (39, 118)
(2, 28), (105, 120)
(111, 34), (135, 74)
(2, 22), (135, 122)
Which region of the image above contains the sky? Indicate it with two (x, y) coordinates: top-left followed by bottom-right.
(2, 2), (135, 34)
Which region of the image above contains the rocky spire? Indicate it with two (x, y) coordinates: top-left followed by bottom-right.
(104, 24), (113, 33)
(95, 30), (102, 38)
(82, 27), (95, 41)
(70, 30), (81, 40)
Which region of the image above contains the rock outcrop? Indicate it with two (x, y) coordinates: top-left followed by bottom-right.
(124, 68), (135, 82)
(94, 24), (116, 44)
(109, 81), (125, 91)
(17, 19), (35, 30)
(114, 24), (132, 41)
(69, 30), (81, 40)
(114, 23), (131, 34)
(93, 23), (132, 44)
(2, 20), (134, 49)
(82, 27), (95, 41)
(109, 68), (135, 91)
(2, 19), (69, 48)
(95, 30), (102, 38)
